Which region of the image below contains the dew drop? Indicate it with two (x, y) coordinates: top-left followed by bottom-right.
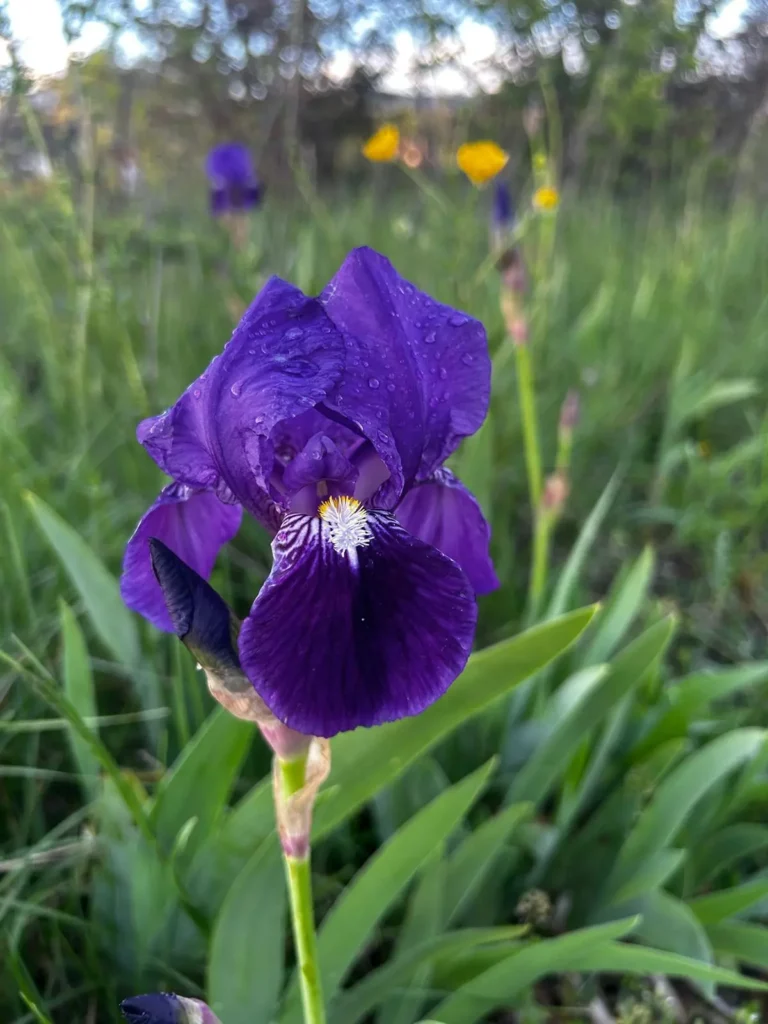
(192, 388), (202, 399)
(368, 377), (380, 390)
(386, 383), (396, 392)
(424, 330), (437, 345)
(449, 313), (469, 327)
(230, 381), (242, 397)
(462, 353), (474, 365)
(377, 429), (389, 443)
(285, 326), (305, 341)
(439, 367), (448, 380)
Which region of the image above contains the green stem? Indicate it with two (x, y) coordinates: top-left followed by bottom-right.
(514, 344), (543, 512)
(528, 511), (551, 623)
(280, 757), (326, 1024)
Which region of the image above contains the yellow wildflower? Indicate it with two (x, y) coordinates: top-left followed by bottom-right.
(362, 124), (400, 162)
(456, 141), (509, 186)
(533, 186), (560, 211)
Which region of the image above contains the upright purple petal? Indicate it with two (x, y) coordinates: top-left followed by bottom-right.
(396, 468), (499, 595)
(238, 507), (476, 737)
(120, 484), (242, 632)
(319, 247), (490, 506)
(137, 278), (346, 528)
(206, 143), (256, 187)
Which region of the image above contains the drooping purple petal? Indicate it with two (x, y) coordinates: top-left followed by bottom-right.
(121, 993), (220, 1024)
(396, 468), (499, 595)
(238, 508), (476, 737)
(319, 247), (490, 507)
(120, 484), (242, 632)
(137, 278), (346, 528)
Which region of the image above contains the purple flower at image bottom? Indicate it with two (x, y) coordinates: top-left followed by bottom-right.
(121, 247), (498, 737)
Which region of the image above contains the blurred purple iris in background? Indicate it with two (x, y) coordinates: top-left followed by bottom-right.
(121, 247), (498, 738)
(205, 142), (261, 215)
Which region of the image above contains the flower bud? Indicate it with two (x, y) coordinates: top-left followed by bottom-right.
(149, 539), (310, 762)
(120, 993), (220, 1024)
(559, 389), (580, 433)
(542, 471), (569, 516)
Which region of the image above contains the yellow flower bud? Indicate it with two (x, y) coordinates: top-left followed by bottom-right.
(533, 185), (560, 212)
(456, 141), (509, 186)
(362, 124), (400, 162)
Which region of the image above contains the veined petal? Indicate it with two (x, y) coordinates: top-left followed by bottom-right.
(137, 278), (346, 527)
(120, 484), (242, 632)
(396, 468), (499, 595)
(238, 506), (476, 737)
(320, 247), (490, 507)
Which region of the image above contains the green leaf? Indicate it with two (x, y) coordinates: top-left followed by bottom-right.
(566, 939), (768, 989)
(632, 891), (713, 964)
(208, 837), (285, 1024)
(313, 607), (597, 840)
(282, 759), (497, 1024)
(636, 663), (768, 757)
(580, 546), (655, 667)
(25, 491), (141, 671)
(59, 600), (99, 800)
(707, 921), (768, 970)
(689, 878), (768, 925)
(151, 709), (252, 864)
(445, 803), (531, 925)
(378, 848), (445, 1024)
(508, 618), (674, 807)
(692, 824), (768, 886)
(605, 728), (767, 902)
(675, 379), (759, 425)
(546, 472), (622, 620)
(333, 929), (527, 1024)
(429, 919), (640, 1024)
(611, 849), (687, 905)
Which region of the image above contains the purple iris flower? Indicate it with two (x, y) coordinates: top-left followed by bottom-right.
(121, 993), (219, 1024)
(121, 247), (498, 738)
(205, 142), (261, 215)
(492, 180), (515, 230)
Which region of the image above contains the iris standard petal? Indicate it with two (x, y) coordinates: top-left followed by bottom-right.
(205, 142), (255, 187)
(137, 278), (346, 527)
(396, 468), (499, 595)
(120, 484), (242, 632)
(282, 432), (359, 496)
(320, 247), (490, 507)
(238, 507), (476, 737)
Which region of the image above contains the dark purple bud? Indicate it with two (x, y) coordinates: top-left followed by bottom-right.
(492, 180), (515, 229)
(120, 993), (181, 1024)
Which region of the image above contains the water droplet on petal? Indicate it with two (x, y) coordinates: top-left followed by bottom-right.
(439, 367), (448, 380)
(377, 429), (389, 443)
(449, 313), (469, 327)
(192, 388), (202, 399)
(285, 327), (305, 340)
(230, 381), (242, 397)
(424, 330), (437, 345)
(462, 353), (474, 365)
(368, 377), (380, 390)
(386, 383), (396, 392)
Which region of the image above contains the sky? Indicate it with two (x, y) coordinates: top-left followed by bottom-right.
(2, 0), (753, 92)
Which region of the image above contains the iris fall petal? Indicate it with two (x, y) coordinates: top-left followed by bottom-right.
(120, 484), (242, 632)
(396, 468), (499, 595)
(238, 508), (476, 737)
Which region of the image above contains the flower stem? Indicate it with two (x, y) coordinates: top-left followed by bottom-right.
(528, 511), (550, 623)
(514, 344), (543, 512)
(279, 757), (326, 1024)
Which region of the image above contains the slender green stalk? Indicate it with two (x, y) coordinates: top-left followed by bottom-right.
(280, 756), (326, 1024)
(514, 345), (544, 512)
(528, 513), (550, 623)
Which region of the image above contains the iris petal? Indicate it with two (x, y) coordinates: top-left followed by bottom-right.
(320, 247), (491, 507)
(120, 993), (180, 1024)
(137, 278), (346, 528)
(396, 468), (499, 595)
(238, 509), (476, 737)
(120, 484), (242, 632)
